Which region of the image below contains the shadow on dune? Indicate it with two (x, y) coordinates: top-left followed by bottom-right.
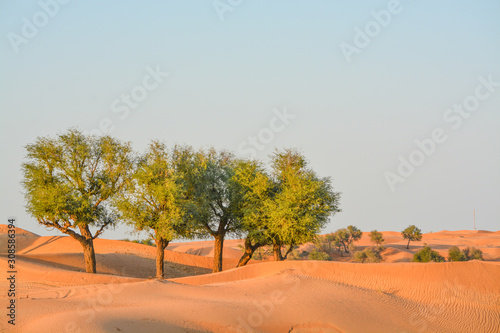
(17, 253), (212, 279)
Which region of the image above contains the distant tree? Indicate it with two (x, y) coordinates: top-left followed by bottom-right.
(353, 247), (382, 263)
(332, 229), (349, 256)
(21, 129), (133, 273)
(314, 234), (335, 254)
(115, 142), (192, 278)
(412, 246), (444, 263)
(370, 230), (385, 246)
(402, 225), (423, 249)
(331, 225), (362, 256)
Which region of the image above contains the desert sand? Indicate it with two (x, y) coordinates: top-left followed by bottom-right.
(1, 225), (499, 333)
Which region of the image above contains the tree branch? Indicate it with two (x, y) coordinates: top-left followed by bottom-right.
(93, 220), (111, 240)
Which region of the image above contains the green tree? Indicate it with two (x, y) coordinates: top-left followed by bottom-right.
(233, 149), (341, 266)
(21, 129), (133, 273)
(115, 142), (191, 278)
(183, 148), (242, 273)
(402, 225), (423, 249)
(231, 159), (274, 267)
(412, 245), (444, 263)
(330, 225), (362, 255)
(267, 149), (341, 261)
(369, 230), (385, 246)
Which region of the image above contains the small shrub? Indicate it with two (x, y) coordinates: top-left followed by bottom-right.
(412, 246), (444, 263)
(448, 246), (483, 261)
(464, 247), (483, 260)
(353, 247), (382, 263)
(448, 246), (466, 261)
(308, 249), (331, 261)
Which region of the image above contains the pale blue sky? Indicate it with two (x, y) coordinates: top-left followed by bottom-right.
(1, 1), (499, 239)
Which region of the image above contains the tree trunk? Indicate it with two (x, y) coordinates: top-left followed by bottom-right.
(283, 244), (294, 259)
(213, 233), (224, 273)
(237, 237), (261, 267)
(273, 242), (283, 261)
(81, 238), (97, 273)
(154, 237), (169, 279)
(407, 238), (410, 249)
(77, 225), (97, 273)
(238, 248), (254, 267)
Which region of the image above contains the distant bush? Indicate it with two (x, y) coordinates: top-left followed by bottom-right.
(462, 247), (483, 261)
(122, 238), (155, 246)
(448, 246), (483, 261)
(412, 246), (444, 263)
(448, 246), (466, 261)
(353, 247), (383, 263)
(308, 249), (331, 261)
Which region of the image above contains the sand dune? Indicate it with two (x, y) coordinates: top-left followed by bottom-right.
(1, 226), (499, 332)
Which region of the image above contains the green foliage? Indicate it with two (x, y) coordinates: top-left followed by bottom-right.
(412, 246), (445, 263)
(267, 149), (341, 252)
(22, 129), (134, 233)
(449, 246), (483, 261)
(21, 129), (134, 273)
(183, 148), (241, 236)
(402, 225), (423, 249)
(448, 246), (466, 261)
(308, 249), (331, 261)
(370, 230), (385, 246)
(353, 247), (383, 263)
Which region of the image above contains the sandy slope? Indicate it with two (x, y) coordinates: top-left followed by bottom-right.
(0, 226), (499, 333)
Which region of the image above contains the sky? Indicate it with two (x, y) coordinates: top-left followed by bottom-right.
(1, 0), (499, 240)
